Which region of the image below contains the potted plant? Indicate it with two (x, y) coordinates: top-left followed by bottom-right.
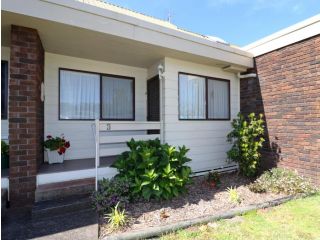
(44, 135), (70, 164)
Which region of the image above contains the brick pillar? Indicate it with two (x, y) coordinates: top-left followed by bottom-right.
(9, 25), (44, 206)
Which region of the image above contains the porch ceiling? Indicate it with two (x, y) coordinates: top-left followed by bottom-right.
(2, 11), (250, 69)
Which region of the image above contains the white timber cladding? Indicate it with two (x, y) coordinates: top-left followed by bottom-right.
(163, 57), (239, 172)
(1, 47), (10, 140)
(44, 52), (148, 160)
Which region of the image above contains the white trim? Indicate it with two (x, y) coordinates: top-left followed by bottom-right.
(37, 167), (118, 185)
(1, 177), (9, 189)
(243, 14), (320, 56)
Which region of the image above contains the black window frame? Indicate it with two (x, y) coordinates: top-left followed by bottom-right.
(1, 60), (8, 120)
(58, 68), (135, 121)
(178, 72), (231, 121)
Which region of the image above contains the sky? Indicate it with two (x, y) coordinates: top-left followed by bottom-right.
(104, 0), (320, 46)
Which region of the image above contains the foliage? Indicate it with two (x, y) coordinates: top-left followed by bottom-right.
(227, 187), (241, 204)
(112, 138), (192, 200)
(161, 194), (320, 240)
(205, 171), (221, 188)
(44, 134), (70, 155)
(249, 168), (317, 195)
(92, 177), (131, 213)
(1, 140), (9, 157)
(227, 113), (265, 177)
(104, 202), (128, 230)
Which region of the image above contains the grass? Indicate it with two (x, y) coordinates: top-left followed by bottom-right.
(161, 194), (320, 240)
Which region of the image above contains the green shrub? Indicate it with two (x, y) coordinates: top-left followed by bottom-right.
(249, 168), (317, 195)
(91, 177), (131, 213)
(112, 138), (192, 200)
(1, 141), (9, 169)
(227, 113), (265, 177)
(227, 187), (241, 204)
(105, 202), (128, 231)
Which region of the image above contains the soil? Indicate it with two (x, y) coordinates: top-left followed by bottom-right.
(99, 172), (285, 238)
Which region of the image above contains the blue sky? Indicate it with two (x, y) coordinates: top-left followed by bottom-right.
(105, 0), (320, 46)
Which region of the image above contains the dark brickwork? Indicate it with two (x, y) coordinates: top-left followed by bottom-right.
(240, 35), (320, 185)
(9, 25), (44, 206)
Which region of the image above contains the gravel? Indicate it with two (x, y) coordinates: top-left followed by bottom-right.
(99, 172), (285, 238)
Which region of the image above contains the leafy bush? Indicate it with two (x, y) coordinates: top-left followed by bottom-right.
(112, 138), (192, 200)
(227, 113), (265, 177)
(1, 140), (9, 169)
(227, 187), (241, 204)
(91, 177), (131, 213)
(249, 168), (317, 195)
(1, 140), (9, 157)
(105, 202), (128, 230)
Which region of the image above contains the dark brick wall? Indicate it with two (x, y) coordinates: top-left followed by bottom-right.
(9, 25), (44, 206)
(240, 35), (320, 185)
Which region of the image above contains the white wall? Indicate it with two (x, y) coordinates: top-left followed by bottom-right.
(1, 46), (10, 140)
(44, 53), (148, 160)
(163, 57), (239, 172)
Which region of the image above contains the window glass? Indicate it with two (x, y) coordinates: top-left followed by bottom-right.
(179, 74), (206, 119)
(208, 79), (230, 119)
(101, 76), (134, 120)
(60, 70), (100, 119)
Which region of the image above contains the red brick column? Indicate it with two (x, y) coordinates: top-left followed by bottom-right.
(240, 35), (320, 185)
(9, 25), (44, 206)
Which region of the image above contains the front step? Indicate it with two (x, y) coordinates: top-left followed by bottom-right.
(35, 178), (95, 202)
(32, 194), (92, 220)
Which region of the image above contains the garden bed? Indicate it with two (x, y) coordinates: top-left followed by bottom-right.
(99, 172), (285, 238)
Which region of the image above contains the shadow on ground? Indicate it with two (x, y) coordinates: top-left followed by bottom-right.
(2, 207), (98, 240)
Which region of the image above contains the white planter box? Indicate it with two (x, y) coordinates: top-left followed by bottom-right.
(45, 150), (64, 164)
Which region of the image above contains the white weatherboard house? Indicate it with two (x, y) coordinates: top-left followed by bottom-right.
(1, 0), (255, 204)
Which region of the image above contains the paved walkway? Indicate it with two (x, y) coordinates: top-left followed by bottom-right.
(2, 208), (98, 240)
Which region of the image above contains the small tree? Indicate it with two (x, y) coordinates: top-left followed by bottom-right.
(227, 113), (265, 177)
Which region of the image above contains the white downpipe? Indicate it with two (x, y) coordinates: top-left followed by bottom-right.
(237, 72), (257, 79)
(94, 119), (100, 191)
(158, 64), (165, 144)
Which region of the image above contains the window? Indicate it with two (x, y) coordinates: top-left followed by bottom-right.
(101, 75), (134, 120)
(179, 72), (230, 120)
(207, 79), (230, 119)
(59, 69), (135, 120)
(179, 74), (206, 119)
(1, 61), (8, 120)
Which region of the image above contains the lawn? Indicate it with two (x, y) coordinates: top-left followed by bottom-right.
(161, 194), (320, 240)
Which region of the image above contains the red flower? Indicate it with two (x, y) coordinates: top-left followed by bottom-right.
(47, 135), (52, 139)
(58, 147), (66, 154)
(64, 141), (70, 148)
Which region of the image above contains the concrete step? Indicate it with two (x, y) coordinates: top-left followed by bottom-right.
(35, 178), (95, 202)
(32, 194), (92, 220)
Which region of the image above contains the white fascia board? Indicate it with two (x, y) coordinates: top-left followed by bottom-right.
(2, 0), (253, 67)
(243, 14), (320, 57)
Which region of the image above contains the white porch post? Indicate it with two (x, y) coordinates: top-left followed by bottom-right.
(95, 119), (100, 191)
(158, 64), (165, 144)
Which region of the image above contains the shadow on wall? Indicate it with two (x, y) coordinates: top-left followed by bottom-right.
(239, 67), (280, 173)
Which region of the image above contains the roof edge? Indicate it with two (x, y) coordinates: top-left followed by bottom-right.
(243, 14), (320, 56)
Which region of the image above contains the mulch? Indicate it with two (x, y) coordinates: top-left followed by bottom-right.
(99, 172), (285, 238)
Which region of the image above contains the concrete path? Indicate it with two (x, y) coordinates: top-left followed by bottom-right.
(2, 208), (98, 240)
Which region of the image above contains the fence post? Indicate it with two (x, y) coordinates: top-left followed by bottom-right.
(95, 119), (100, 191)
